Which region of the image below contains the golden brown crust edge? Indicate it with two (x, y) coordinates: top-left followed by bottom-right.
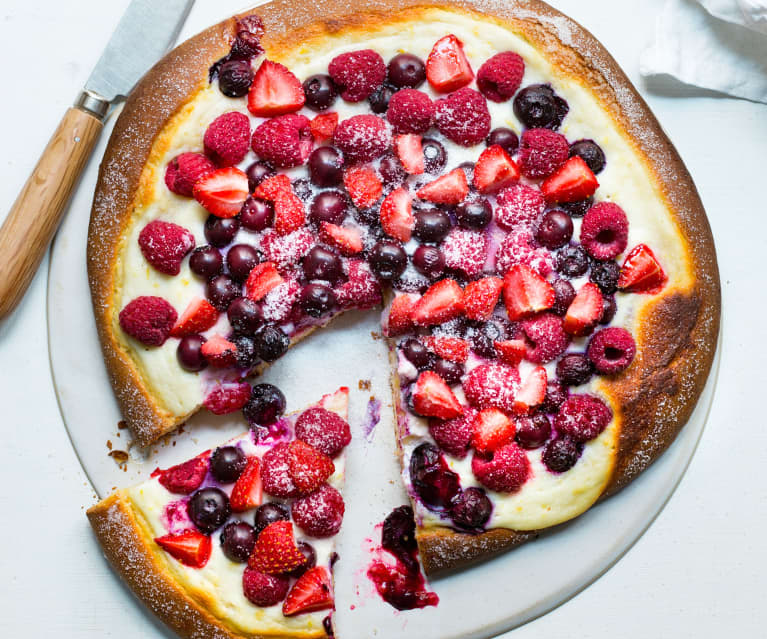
(86, 494), (317, 639)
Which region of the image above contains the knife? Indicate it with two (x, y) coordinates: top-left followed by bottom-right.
(0, 0), (195, 320)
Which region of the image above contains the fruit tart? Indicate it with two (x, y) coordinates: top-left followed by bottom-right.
(87, 0), (719, 576)
(87, 387), (349, 638)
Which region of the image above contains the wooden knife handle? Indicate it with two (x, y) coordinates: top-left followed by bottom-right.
(0, 106), (103, 320)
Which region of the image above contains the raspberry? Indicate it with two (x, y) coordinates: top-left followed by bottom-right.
(155, 454), (209, 495)
(119, 296), (177, 346)
(164, 152), (215, 197)
(580, 202), (629, 260)
(518, 128), (569, 179)
(203, 111), (251, 167)
(495, 229), (555, 276)
(295, 407), (351, 458)
(251, 114), (313, 168)
(242, 567), (290, 607)
(471, 443), (530, 493)
(435, 88), (491, 146)
(554, 394), (613, 442)
(476, 52), (525, 102)
(137, 220), (195, 276)
(261, 442), (299, 498)
(441, 227), (487, 277)
(328, 49), (386, 102)
(334, 259), (382, 309)
(495, 184), (546, 230)
(260, 228), (314, 270)
(386, 89), (435, 134)
(291, 484), (345, 537)
(428, 406), (476, 459)
(203, 382), (252, 415)
(333, 115), (391, 163)
(520, 313), (570, 364)
(586, 327), (636, 374)
(462, 363), (520, 413)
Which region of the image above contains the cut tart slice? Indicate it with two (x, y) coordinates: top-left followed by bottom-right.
(87, 387), (349, 638)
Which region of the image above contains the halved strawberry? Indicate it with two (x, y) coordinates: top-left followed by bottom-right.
(200, 334), (237, 367)
(564, 282), (603, 336)
(426, 34), (474, 93)
(319, 386), (349, 421)
(512, 366), (547, 414)
(245, 262), (283, 301)
(541, 156), (599, 203)
(254, 174), (292, 201)
(503, 265), (556, 321)
(343, 166), (382, 208)
(423, 336), (469, 363)
(416, 168), (468, 205)
(230, 456), (263, 512)
(618, 244), (667, 294)
(287, 440), (335, 493)
(282, 566), (334, 617)
(463, 277), (504, 321)
(380, 187), (414, 242)
(473, 145), (520, 194)
(494, 339), (527, 367)
(320, 222), (363, 255)
(249, 521), (307, 575)
(155, 531), (212, 568)
(310, 112), (339, 142)
(412, 371), (464, 419)
(411, 278), (464, 326)
(193, 167), (249, 218)
(394, 134), (425, 174)
(274, 190), (306, 235)
(471, 408), (516, 454)
(170, 297), (218, 337)
(384, 293), (420, 336)
(248, 60), (305, 116)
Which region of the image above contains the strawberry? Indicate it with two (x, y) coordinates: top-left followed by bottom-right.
(249, 521), (308, 575)
(155, 531), (212, 568)
(422, 336), (469, 363)
(320, 222), (363, 255)
(248, 60), (305, 116)
(170, 297), (218, 337)
(273, 190), (306, 235)
(416, 168), (469, 205)
(541, 156), (599, 203)
(343, 166), (382, 208)
(494, 339), (527, 367)
(564, 282), (603, 336)
(393, 134), (425, 174)
(385, 293), (420, 336)
(287, 440), (335, 493)
(512, 366), (547, 414)
(319, 386), (349, 421)
(230, 456), (263, 512)
(200, 334), (237, 367)
(380, 187), (414, 242)
(426, 34), (474, 93)
(412, 371), (464, 419)
(192, 167), (249, 218)
(463, 277), (503, 321)
(411, 278), (464, 326)
(245, 262), (283, 301)
(471, 408), (516, 454)
(254, 174), (292, 201)
(282, 566), (334, 617)
(309, 112), (338, 142)
(473, 145), (520, 194)
(618, 244), (667, 294)
(503, 265), (556, 321)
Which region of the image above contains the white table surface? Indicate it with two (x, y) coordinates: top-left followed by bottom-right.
(0, 1), (764, 637)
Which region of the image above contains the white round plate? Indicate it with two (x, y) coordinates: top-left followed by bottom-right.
(47, 4), (720, 637)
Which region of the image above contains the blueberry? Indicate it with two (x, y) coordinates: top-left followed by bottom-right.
(188, 487), (231, 534)
(256, 326), (290, 362)
(211, 446), (247, 483)
(243, 383), (286, 425)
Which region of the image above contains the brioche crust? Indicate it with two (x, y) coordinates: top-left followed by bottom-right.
(88, 0), (719, 577)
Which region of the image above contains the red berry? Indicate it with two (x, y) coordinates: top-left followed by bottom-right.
(249, 521), (307, 574)
(503, 264), (555, 320)
(495, 184), (546, 231)
(416, 168), (469, 205)
(309, 111), (338, 142)
(541, 156), (599, 203)
(520, 313), (571, 364)
(253, 174), (292, 201)
(245, 262), (283, 301)
(494, 228), (555, 276)
(463, 277), (504, 321)
(473, 145), (520, 194)
(251, 114), (313, 168)
(193, 167), (250, 218)
(387, 89), (435, 133)
(334, 259), (382, 309)
(518, 128), (569, 179)
(393, 134), (425, 175)
(272, 189), (306, 236)
(586, 327), (636, 374)
(435, 88), (491, 146)
(200, 334), (237, 367)
(119, 296), (177, 346)
(411, 278), (464, 326)
(412, 371), (464, 419)
(462, 363), (520, 413)
(343, 165), (382, 208)
(260, 228), (314, 270)
(334, 114), (391, 163)
(138, 220), (195, 276)
(295, 407), (351, 458)
(247, 60), (305, 116)
(320, 222), (363, 256)
(428, 406), (476, 459)
(154, 453), (209, 495)
(164, 152), (214, 197)
(155, 531), (211, 568)
(564, 282), (603, 336)
(422, 336), (469, 363)
(287, 440), (335, 494)
(328, 49), (386, 102)
(170, 297), (217, 337)
(426, 35), (474, 92)
(494, 339), (526, 367)
(291, 484), (345, 538)
(472, 408), (516, 454)
(261, 442), (299, 498)
(282, 566), (334, 616)
(380, 187), (414, 242)
(203, 111), (250, 167)
(471, 443), (530, 493)
(512, 366), (548, 414)
(230, 456), (263, 511)
(555, 394), (612, 442)
(242, 567), (290, 606)
(618, 244), (667, 293)
(476, 52), (525, 102)
(580, 202), (629, 260)
(384, 293), (420, 336)
(441, 227), (488, 277)
(203, 382), (252, 415)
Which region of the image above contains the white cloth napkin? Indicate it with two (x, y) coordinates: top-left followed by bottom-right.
(640, 0), (767, 103)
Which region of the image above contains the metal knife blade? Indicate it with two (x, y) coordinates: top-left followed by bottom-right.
(85, 0), (195, 103)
